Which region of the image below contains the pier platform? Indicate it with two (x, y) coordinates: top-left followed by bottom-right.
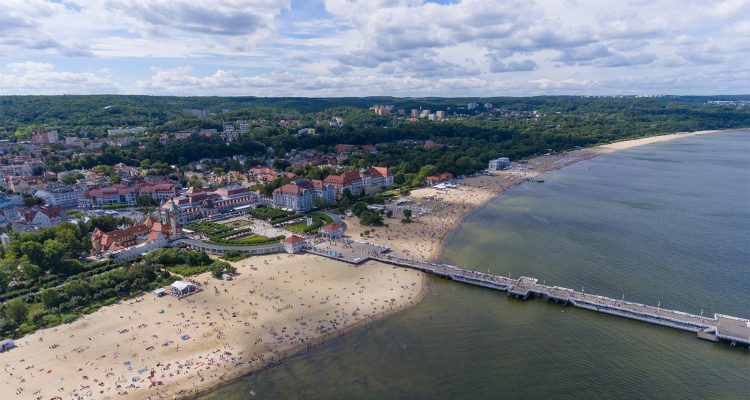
(304, 248), (749, 349)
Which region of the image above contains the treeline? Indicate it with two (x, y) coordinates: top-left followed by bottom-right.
(0, 215), (133, 295)
(0, 258), (171, 337)
(0, 246), (241, 338)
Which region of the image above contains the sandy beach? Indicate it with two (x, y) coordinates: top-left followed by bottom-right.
(0, 254), (426, 400)
(345, 130), (731, 261)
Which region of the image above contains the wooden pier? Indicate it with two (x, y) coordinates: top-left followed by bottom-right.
(355, 253), (750, 348)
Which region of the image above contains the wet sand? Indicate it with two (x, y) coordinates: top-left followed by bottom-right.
(345, 130), (730, 261)
(0, 254), (426, 400)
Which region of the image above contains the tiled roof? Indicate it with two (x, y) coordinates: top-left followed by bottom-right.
(282, 235), (306, 244)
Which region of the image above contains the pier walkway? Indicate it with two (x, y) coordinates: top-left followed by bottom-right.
(308, 246), (749, 348)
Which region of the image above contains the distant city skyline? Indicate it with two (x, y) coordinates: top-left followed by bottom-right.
(0, 0), (748, 96)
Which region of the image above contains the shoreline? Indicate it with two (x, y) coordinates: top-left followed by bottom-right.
(344, 129), (743, 264)
(1, 128), (743, 399)
(0, 254), (428, 400)
(432, 129), (740, 261)
(184, 127), (744, 397)
(183, 271), (431, 400)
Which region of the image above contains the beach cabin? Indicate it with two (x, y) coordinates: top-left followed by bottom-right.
(170, 281), (198, 297)
(0, 339), (15, 352)
(282, 235), (306, 254)
(152, 288), (166, 297)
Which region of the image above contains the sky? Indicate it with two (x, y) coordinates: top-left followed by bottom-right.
(0, 0), (748, 97)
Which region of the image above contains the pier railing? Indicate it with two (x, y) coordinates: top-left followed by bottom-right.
(364, 253), (750, 348)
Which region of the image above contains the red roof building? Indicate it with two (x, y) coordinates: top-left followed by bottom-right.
(282, 235), (306, 253)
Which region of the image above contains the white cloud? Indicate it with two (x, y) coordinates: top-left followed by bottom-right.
(0, 0), (747, 95)
(0, 62), (120, 94)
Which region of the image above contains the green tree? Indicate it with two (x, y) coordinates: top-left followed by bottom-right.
(5, 299), (28, 325)
(402, 209), (412, 221)
(40, 289), (62, 309)
(0, 269), (11, 293)
(20, 261), (42, 281)
(208, 260), (236, 278)
(43, 239), (67, 271)
(19, 242), (45, 267)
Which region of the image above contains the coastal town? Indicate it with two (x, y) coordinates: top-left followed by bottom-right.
(0, 102), (550, 399)
(0, 84), (748, 400)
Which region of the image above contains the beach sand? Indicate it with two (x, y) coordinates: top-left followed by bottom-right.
(0, 254), (426, 400)
(345, 130), (729, 261)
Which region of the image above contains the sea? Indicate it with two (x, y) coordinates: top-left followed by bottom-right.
(199, 130), (750, 399)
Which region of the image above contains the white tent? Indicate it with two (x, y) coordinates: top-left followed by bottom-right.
(170, 281), (197, 296)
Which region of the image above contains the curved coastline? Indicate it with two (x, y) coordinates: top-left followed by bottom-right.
(183, 271), (431, 400)
(186, 127), (748, 398)
(4, 129), (743, 400)
(433, 129), (743, 261)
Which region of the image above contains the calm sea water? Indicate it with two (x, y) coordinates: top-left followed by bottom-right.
(200, 131), (750, 400)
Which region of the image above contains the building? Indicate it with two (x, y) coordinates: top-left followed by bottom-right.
(91, 224), (150, 252)
(79, 185), (136, 208)
(113, 163), (141, 178)
(220, 131), (240, 142)
(324, 166), (393, 196)
(138, 183), (177, 202)
(174, 130), (193, 141)
(323, 171), (363, 195)
(4, 176), (46, 195)
(108, 127), (146, 136)
(20, 207), (64, 228)
(282, 235), (306, 253)
(334, 144), (357, 153)
(91, 214), (177, 253)
(370, 105), (393, 116)
(436, 111), (446, 120)
(65, 136), (83, 147)
(31, 130), (58, 145)
(34, 186), (81, 208)
(488, 157), (510, 170)
(187, 109), (209, 119)
(319, 223), (343, 239)
(272, 179), (334, 212)
(425, 172), (454, 186)
(162, 185), (258, 224)
(0, 162), (36, 177)
(359, 167), (394, 193)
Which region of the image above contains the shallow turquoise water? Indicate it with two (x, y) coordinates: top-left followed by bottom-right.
(199, 131), (750, 400)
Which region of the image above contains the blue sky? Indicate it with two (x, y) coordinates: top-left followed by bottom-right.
(0, 0), (748, 96)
